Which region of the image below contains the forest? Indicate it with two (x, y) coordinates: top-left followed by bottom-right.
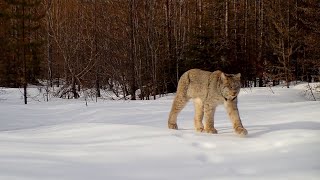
(0, 0), (319, 102)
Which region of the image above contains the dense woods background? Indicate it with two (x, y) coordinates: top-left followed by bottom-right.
(0, 0), (320, 102)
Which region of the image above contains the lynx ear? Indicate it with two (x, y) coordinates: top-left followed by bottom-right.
(235, 73), (241, 79)
(221, 72), (227, 81)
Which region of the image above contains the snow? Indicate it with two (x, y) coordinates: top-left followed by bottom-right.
(0, 83), (320, 180)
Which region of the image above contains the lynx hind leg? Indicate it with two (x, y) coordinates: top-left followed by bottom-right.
(193, 98), (205, 132)
(168, 71), (190, 130)
(168, 94), (189, 130)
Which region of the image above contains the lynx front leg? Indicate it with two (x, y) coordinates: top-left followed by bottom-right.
(224, 100), (248, 136)
(204, 104), (218, 134)
(193, 98), (204, 132)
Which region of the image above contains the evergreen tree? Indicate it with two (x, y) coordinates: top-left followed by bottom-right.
(1, 0), (44, 104)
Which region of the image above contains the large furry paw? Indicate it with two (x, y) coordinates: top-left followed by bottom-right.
(195, 127), (205, 133)
(234, 126), (248, 136)
(205, 128), (218, 134)
(168, 123), (178, 130)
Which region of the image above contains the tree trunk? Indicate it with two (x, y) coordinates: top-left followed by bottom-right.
(129, 0), (136, 100)
(22, 4), (27, 104)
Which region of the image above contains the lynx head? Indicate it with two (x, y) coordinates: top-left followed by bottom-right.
(219, 72), (241, 101)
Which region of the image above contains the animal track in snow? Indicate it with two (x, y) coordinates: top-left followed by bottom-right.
(192, 142), (217, 149)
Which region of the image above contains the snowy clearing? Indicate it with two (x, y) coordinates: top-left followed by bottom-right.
(0, 83), (320, 180)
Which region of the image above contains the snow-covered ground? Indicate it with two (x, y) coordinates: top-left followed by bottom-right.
(0, 83), (320, 180)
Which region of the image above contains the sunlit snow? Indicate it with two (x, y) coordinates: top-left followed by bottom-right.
(0, 83), (319, 180)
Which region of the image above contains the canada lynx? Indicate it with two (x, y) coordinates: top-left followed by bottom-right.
(168, 69), (248, 136)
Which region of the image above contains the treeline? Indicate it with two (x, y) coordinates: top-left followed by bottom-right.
(0, 0), (319, 102)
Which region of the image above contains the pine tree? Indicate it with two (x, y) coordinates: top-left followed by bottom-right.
(2, 0), (44, 104)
